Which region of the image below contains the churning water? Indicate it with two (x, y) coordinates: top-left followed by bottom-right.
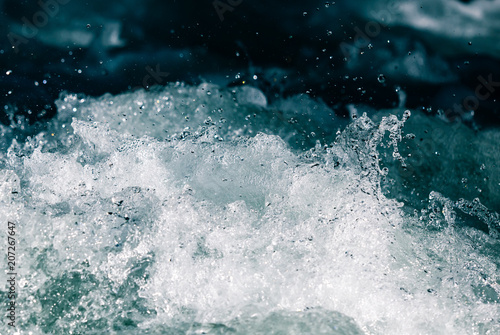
(0, 83), (499, 334)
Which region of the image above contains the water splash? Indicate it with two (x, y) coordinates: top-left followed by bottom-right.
(0, 84), (499, 334)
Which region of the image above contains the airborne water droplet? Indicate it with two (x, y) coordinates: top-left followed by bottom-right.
(377, 74), (386, 83)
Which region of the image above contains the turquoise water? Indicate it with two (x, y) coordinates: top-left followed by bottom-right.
(1, 83), (499, 334)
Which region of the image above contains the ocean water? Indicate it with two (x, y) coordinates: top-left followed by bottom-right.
(0, 83), (499, 334)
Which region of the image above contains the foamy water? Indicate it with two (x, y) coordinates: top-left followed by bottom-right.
(1, 83), (499, 334)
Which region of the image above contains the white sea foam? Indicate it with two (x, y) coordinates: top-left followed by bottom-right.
(0, 84), (499, 334)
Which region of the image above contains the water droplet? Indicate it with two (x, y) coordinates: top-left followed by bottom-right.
(377, 74), (386, 83)
(6, 70), (12, 75)
(403, 110), (411, 120)
(86, 24), (91, 28)
(405, 133), (415, 139)
(468, 41), (472, 46)
(303, 11), (308, 16)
